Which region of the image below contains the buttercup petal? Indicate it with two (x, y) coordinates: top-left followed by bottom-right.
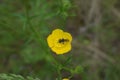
(52, 44), (71, 54)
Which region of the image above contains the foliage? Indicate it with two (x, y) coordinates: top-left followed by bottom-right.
(0, 0), (120, 80)
(0, 73), (40, 80)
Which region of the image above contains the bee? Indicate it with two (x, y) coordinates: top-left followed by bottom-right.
(58, 38), (69, 44)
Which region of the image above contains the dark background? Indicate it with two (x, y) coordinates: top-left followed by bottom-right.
(0, 0), (120, 80)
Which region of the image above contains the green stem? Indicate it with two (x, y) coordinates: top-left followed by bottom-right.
(23, 1), (49, 53)
(24, 1), (58, 64)
(57, 65), (62, 80)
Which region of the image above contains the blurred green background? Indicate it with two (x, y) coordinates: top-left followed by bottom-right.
(0, 0), (120, 80)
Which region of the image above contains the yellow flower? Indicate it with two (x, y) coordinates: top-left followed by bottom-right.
(62, 78), (69, 80)
(47, 29), (72, 54)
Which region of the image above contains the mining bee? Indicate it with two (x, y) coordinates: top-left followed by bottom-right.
(58, 38), (69, 44)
